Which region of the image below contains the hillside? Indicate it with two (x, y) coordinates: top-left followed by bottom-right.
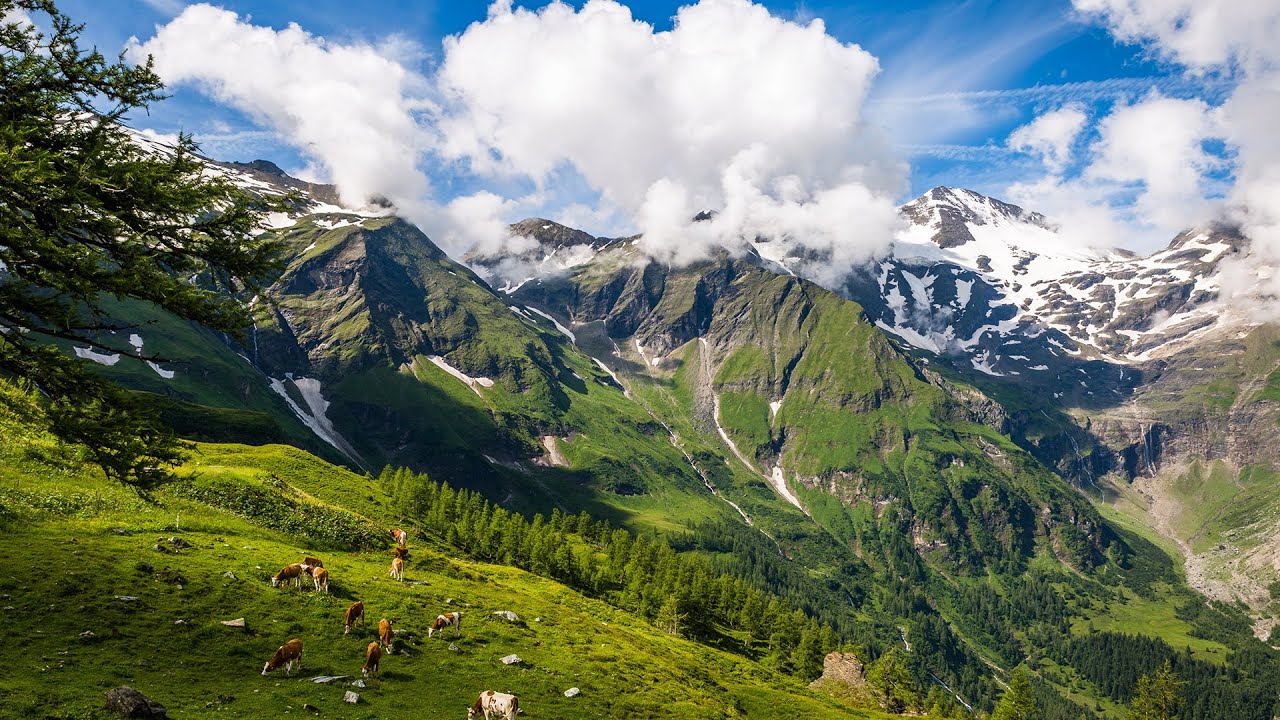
(0, 398), (903, 719)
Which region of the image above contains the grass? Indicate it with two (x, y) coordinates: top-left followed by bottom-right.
(1069, 586), (1231, 664)
(0, 441), (899, 720)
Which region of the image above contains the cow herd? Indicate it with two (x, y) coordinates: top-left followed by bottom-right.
(259, 528), (519, 719)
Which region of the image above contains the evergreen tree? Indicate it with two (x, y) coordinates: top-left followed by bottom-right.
(0, 0), (283, 487)
(1127, 660), (1183, 720)
(991, 666), (1038, 720)
(867, 647), (917, 713)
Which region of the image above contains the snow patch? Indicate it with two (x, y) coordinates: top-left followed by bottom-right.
(74, 347), (120, 366)
(769, 400), (782, 419)
(146, 361), (175, 379)
(268, 377), (360, 464)
(525, 306), (576, 342)
(427, 355), (495, 392)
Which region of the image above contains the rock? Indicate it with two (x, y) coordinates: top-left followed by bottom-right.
(303, 703), (321, 715)
(105, 686), (168, 718)
(152, 544), (168, 553)
(493, 610), (520, 622)
(223, 571), (237, 581)
(534, 617), (542, 623)
(445, 597), (456, 605)
(111, 528), (128, 535)
(220, 618), (246, 629)
(500, 654), (522, 665)
(809, 651), (869, 694)
(79, 630), (96, 640)
(173, 620), (187, 625)
(343, 691), (360, 705)
(310, 676), (351, 684)
(167, 537), (190, 549)
(352, 680), (366, 688)
(447, 643), (460, 652)
(114, 596), (139, 602)
(564, 687), (581, 698)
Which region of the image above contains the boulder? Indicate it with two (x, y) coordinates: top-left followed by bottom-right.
(493, 610), (520, 622)
(79, 630), (96, 640)
(167, 537), (190, 549)
(343, 691), (360, 704)
(809, 651), (871, 698)
(500, 654), (522, 665)
(310, 676), (351, 684)
(105, 686), (167, 718)
(222, 571), (237, 581)
(564, 687), (581, 698)
(447, 643), (460, 652)
(220, 618), (246, 629)
(352, 680), (366, 688)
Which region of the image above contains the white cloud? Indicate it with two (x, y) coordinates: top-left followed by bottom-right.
(127, 4), (433, 216)
(1007, 104), (1087, 174)
(434, 0), (906, 283)
(1071, 0), (1280, 304)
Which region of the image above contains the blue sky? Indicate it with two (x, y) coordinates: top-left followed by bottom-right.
(47, 0), (1243, 254)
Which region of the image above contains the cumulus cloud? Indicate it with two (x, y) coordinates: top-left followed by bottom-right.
(434, 0), (906, 283)
(130, 0), (907, 285)
(127, 4), (433, 215)
(1006, 104), (1086, 174)
(1071, 0), (1280, 307)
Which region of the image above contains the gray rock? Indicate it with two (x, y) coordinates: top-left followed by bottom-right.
(493, 610), (520, 622)
(167, 537), (190, 549)
(447, 643), (460, 652)
(105, 686), (167, 718)
(173, 620), (187, 625)
(564, 687), (581, 698)
(79, 630), (96, 640)
(310, 675), (351, 684)
(114, 596), (139, 602)
(500, 654), (522, 665)
(343, 691), (360, 704)
(303, 703), (321, 715)
(223, 571), (237, 581)
(352, 680), (366, 688)
(445, 597), (456, 605)
(220, 618), (246, 628)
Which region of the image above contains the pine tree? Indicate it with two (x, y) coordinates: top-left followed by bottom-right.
(867, 647), (917, 713)
(1, 1), (283, 487)
(991, 666), (1038, 720)
(1126, 660), (1183, 720)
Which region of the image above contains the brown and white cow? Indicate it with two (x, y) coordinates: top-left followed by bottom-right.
(429, 611), (462, 639)
(302, 556), (324, 569)
(392, 546), (410, 561)
(343, 601), (365, 635)
(389, 556), (404, 581)
(361, 641), (381, 678)
(378, 618), (394, 651)
(467, 690), (519, 720)
(271, 563), (306, 588)
(310, 566), (329, 594)
(390, 528), (408, 547)
(261, 638), (303, 676)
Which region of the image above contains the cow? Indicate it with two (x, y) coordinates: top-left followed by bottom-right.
(390, 556), (404, 581)
(261, 638), (303, 676)
(271, 563), (306, 588)
(429, 611), (462, 639)
(302, 556), (324, 569)
(390, 528), (408, 547)
(392, 546), (410, 561)
(310, 566), (329, 594)
(378, 618), (394, 651)
(361, 641), (381, 678)
(343, 601), (365, 635)
(467, 690), (519, 720)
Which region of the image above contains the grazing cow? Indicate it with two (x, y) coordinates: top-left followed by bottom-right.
(302, 556), (323, 569)
(390, 528), (408, 547)
(362, 641), (381, 678)
(429, 611), (462, 639)
(261, 638), (303, 676)
(390, 556), (404, 581)
(392, 546), (410, 561)
(467, 690), (519, 720)
(378, 618), (393, 651)
(271, 563), (306, 588)
(310, 566), (329, 593)
(343, 601), (365, 635)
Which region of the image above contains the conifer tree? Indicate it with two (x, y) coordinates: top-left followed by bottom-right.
(1126, 660), (1183, 720)
(991, 666), (1038, 720)
(1, 1), (283, 487)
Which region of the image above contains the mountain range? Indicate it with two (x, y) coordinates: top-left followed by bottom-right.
(66, 147), (1280, 718)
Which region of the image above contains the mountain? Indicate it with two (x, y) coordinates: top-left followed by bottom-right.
(58, 152), (1280, 718)
(836, 186), (1280, 638)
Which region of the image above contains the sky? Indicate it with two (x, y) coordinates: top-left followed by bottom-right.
(33, 0), (1280, 272)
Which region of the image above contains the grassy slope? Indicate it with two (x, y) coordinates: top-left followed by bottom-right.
(0, 441), (898, 720)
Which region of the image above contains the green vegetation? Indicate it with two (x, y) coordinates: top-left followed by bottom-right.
(0, 0), (283, 485)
